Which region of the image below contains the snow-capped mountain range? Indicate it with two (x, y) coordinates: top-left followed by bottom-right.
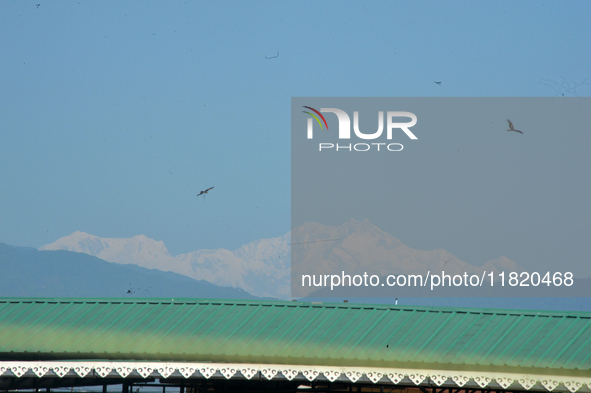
(40, 219), (523, 299)
(41, 231), (291, 299)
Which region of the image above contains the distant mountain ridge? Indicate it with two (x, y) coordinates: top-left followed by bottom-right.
(41, 231), (291, 299)
(40, 231), (175, 270)
(41, 219), (525, 300)
(3, 242), (589, 312)
(0, 242), (260, 299)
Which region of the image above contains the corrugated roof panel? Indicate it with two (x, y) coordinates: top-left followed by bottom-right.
(1, 298), (590, 375)
(356, 308), (405, 361)
(545, 317), (591, 368)
(563, 332), (591, 369)
(531, 316), (579, 369)
(489, 314), (542, 367)
(369, 309), (420, 361)
(318, 307), (372, 358)
(458, 313), (510, 365)
(250, 304), (315, 358)
(433, 311), (485, 363)
(414, 310), (470, 362)
(510, 315), (559, 367)
(341, 308), (390, 360)
(398, 310), (449, 361)
(472, 313), (529, 366)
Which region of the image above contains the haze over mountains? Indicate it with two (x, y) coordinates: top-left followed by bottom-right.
(0, 242), (256, 299)
(2, 219), (589, 311)
(41, 219), (524, 300)
(291, 219), (524, 297)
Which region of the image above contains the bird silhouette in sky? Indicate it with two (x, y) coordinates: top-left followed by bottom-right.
(506, 119), (523, 134)
(197, 186), (214, 197)
(434, 81), (442, 85)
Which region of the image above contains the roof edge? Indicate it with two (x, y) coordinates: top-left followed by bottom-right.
(0, 297), (590, 317)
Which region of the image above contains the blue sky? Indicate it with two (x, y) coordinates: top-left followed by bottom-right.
(1, 0), (590, 267)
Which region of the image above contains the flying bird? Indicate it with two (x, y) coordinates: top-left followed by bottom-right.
(506, 119), (523, 134)
(434, 81), (442, 85)
(197, 186), (214, 197)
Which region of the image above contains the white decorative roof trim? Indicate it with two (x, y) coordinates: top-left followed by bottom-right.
(0, 361), (589, 392)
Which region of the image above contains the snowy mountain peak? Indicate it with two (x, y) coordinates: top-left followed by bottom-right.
(41, 231), (173, 269)
(41, 231), (107, 255)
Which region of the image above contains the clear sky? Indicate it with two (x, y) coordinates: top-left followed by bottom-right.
(1, 0), (590, 268)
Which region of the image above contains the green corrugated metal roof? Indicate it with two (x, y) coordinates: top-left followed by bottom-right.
(1, 298), (590, 376)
